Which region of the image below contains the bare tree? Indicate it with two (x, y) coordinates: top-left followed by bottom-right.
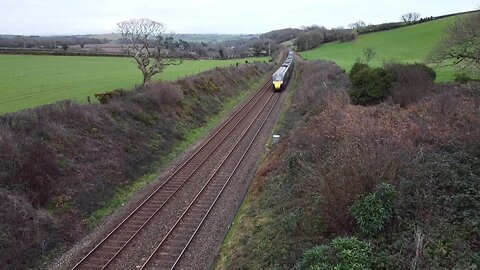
(117, 18), (182, 85)
(429, 12), (480, 74)
(401, 12), (421, 23)
(348, 21), (367, 30)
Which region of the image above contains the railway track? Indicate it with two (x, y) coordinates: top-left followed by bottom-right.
(141, 86), (280, 269)
(72, 74), (280, 269)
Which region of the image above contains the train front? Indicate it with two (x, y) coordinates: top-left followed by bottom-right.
(272, 71), (284, 90)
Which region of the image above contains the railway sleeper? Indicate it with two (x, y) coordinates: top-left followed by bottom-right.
(77, 263), (106, 269)
(134, 211), (155, 219)
(97, 245), (121, 252)
(140, 205), (162, 212)
(159, 241), (186, 252)
(150, 258), (177, 269)
(189, 208), (208, 217)
(84, 256), (110, 264)
(149, 198), (169, 205)
(122, 223), (143, 229)
(172, 225), (194, 234)
(108, 236), (132, 244)
(129, 216), (149, 224)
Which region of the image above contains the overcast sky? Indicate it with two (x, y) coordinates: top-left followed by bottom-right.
(0, 0), (478, 35)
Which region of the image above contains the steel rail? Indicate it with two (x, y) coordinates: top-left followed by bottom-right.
(72, 78), (272, 270)
(140, 90), (280, 269)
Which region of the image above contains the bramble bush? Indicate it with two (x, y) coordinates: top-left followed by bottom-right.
(384, 62), (436, 107)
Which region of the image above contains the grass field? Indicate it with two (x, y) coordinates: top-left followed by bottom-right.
(299, 16), (459, 82)
(0, 55), (269, 114)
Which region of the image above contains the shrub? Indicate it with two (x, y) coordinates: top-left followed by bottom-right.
(94, 89), (126, 104)
(411, 63), (436, 81)
(299, 245), (332, 269)
(349, 62), (370, 78)
(299, 237), (373, 270)
(384, 63), (436, 107)
(350, 183), (396, 237)
(349, 65), (394, 105)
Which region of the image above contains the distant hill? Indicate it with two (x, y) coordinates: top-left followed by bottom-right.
(299, 13), (478, 82)
(260, 28), (302, 43)
(87, 33), (258, 43)
(171, 33), (258, 43)
(87, 33), (122, 42)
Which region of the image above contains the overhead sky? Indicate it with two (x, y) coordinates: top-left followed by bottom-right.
(0, 0), (478, 35)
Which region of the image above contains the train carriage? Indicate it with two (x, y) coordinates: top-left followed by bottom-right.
(272, 51), (295, 91)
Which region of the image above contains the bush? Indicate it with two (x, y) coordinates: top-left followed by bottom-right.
(384, 63), (436, 107)
(299, 237), (373, 270)
(412, 63), (436, 81)
(349, 66), (394, 105)
(299, 245), (332, 269)
(349, 62), (370, 78)
(350, 183), (396, 237)
(94, 89), (126, 104)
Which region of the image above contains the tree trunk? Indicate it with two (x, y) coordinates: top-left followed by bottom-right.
(143, 73), (152, 86)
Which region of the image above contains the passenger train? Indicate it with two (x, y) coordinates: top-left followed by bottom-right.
(272, 50), (294, 90)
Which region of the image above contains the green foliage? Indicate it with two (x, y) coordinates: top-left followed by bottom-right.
(349, 62), (370, 78)
(350, 183), (396, 237)
(349, 65), (394, 105)
(299, 237), (373, 270)
(299, 245), (332, 270)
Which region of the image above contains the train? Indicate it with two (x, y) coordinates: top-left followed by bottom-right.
(272, 50), (295, 90)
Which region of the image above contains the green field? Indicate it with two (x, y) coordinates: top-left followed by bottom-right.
(300, 16), (459, 82)
(0, 55), (269, 114)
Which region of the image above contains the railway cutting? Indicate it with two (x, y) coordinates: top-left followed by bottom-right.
(69, 52), (293, 270)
